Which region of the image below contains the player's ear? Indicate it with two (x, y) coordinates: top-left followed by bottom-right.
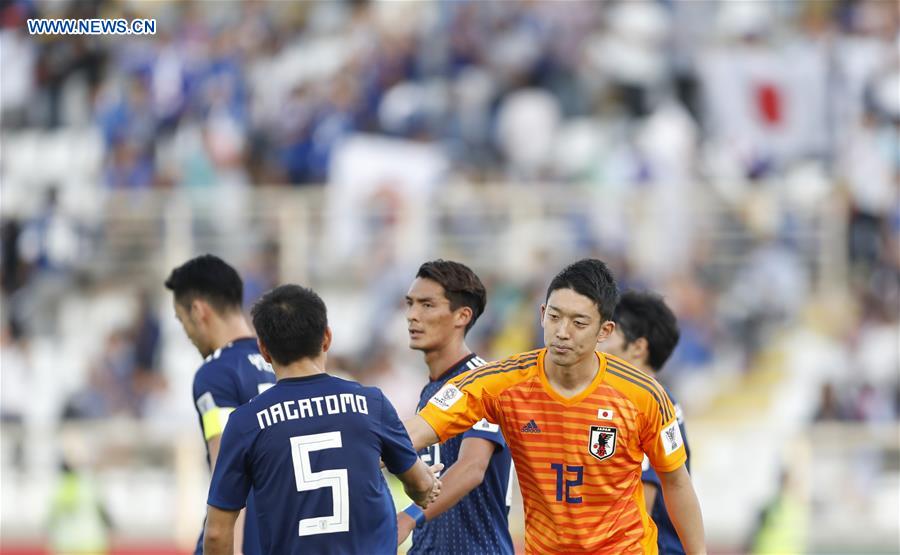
(455, 306), (473, 330)
(257, 339), (273, 364)
(597, 320), (615, 343)
(539, 304), (547, 327)
(321, 326), (333, 353)
(190, 298), (208, 323)
(632, 336), (649, 361)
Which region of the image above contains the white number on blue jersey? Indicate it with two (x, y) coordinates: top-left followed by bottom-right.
(290, 432), (350, 536)
(421, 443), (441, 476)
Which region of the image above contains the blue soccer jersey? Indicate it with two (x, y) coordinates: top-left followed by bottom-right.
(641, 385), (691, 555)
(207, 373), (420, 555)
(192, 337), (276, 555)
(410, 354), (514, 555)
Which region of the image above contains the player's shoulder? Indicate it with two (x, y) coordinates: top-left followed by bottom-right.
(229, 380), (279, 420)
(602, 353), (673, 416)
(195, 339), (265, 376)
(471, 348), (542, 374)
(450, 348), (542, 391)
(193, 353), (234, 389)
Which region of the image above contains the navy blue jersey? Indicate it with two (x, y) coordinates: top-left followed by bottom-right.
(410, 354), (513, 555)
(641, 385), (691, 555)
(207, 374), (420, 555)
(192, 337), (276, 555)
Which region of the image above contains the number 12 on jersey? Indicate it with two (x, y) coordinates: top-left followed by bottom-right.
(290, 432), (349, 536)
(551, 463), (583, 504)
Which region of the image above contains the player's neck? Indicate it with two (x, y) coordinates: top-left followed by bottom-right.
(275, 355), (327, 380)
(638, 364), (656, 378)
(208, 313), (254, 352)
(545, 354), (599, 398)
(424, 340), (472, 380)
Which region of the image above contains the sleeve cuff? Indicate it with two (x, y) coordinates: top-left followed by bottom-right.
(419, 411), (450, 443)
(651, 453), (687, 474)
(207, 498), (245, 512)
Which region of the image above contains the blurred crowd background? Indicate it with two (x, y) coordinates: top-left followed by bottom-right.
(1, 0), (898, 553)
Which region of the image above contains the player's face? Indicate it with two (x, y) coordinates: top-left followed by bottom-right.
(173, 298), (212, 357)
(541, 288), (612, 368)
(406, 278), (459, 353)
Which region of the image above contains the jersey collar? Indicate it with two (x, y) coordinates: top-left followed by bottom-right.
(279, 373), (331, 383)
(430, 353), (478, 382)
(538, 349), (607, 406)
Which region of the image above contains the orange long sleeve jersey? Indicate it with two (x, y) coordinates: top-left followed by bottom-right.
(418, 349), (687, 554)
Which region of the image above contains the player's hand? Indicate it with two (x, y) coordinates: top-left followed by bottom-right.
(396, 511), (415, 544)
(422, 462), (443, 508)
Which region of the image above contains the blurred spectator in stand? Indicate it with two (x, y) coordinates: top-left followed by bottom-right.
(813, 382), (850, 422)
(0, 1), (38, 129)
(1, 317), (31, 468)
(64, 329), (139, 420)
(130, 294), (166, 417)
(356, 345), (420, 421)
(12, 187), (85, 335)
(242, 240), (280, 310)
(1, 218), (30, 295)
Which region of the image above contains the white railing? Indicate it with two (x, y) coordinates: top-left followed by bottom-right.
(36, 184), (847, 296)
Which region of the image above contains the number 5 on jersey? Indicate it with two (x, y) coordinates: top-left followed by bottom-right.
(290, 432), (349, 536)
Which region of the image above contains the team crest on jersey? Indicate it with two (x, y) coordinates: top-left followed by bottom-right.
(588, 425), (617, 461)
(429, 384), (464, 411)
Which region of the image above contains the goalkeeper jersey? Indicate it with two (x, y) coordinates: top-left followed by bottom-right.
(418, 349), (686, 554)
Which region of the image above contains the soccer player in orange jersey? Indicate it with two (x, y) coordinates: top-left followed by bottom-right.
(404, 259), (706, 554)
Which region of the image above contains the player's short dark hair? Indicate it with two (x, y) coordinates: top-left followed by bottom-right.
(164, 254), (243, 313)
(546, 258), (619, 321)
(251, 284), (327, 366)
(416, 259), (487, 334)
(613, 291), (680, 372)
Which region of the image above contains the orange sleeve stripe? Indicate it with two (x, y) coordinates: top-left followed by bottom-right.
(455, 353), (539, 389)
(606, 359), (673, 416)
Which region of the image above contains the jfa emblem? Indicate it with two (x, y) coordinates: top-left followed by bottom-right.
(589, 426), (617, 461)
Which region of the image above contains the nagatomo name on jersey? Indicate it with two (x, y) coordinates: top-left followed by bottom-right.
(208, 373), (420, 555)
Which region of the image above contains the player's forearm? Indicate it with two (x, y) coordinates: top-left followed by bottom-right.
(404, 415), (440, 451)
(399, 459), (437, 506)
(659, 467), (706, 555)
(204, 506), (240, 555)
(421, 459), (485, 521)
(204, 523), (235, 555)
(233, 508), (246, 554)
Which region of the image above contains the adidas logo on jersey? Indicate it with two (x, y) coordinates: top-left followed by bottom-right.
(521, 419), (541, 433)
